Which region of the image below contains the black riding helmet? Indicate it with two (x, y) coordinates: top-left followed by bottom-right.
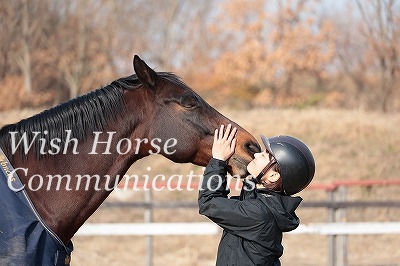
(261, 135), (315, 195)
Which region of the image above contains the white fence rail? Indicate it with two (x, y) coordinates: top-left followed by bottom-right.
(77, 222), (220, 236)
(76, 221), (400, 236)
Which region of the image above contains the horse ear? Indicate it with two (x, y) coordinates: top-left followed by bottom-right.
(133, 55), (158, 88)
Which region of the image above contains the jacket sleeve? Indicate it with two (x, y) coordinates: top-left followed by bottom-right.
(198, 158), (270, 240)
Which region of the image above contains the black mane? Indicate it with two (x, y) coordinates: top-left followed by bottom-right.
(0, 72), (187, 159)
(0, 75), (134, 158)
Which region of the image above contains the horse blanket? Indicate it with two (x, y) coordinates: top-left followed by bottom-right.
(0, 149), (73, 266)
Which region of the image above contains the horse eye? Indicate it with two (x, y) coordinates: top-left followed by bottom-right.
(180, 96), (199, 110)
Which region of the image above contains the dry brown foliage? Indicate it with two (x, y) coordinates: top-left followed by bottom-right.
(1, 0), (399, 111)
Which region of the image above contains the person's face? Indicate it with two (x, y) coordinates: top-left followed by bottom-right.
(247, 151), (280, 182)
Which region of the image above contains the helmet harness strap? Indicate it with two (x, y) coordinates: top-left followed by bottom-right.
(255, 158), (277, 184)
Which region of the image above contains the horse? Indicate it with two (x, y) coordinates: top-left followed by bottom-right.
(0, 55), (260, 265)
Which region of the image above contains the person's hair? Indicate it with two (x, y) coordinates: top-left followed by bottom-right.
(261, 163), (283, 193)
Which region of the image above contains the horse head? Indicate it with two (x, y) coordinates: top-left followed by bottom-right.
(126, 55), (260, 177)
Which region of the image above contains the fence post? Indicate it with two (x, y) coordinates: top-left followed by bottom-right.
(336, 186), (348, 266)
(144, 188), (154, 266)
(328, 189), (336, 266)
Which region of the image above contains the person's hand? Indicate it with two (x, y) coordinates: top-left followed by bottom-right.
(212, 124), (237, 161)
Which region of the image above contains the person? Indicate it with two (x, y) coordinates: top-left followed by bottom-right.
(198, 124), (315, 266)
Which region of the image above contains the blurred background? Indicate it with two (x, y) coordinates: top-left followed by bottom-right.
(0, 0), (399, 112)
(1, 0), (400, 265)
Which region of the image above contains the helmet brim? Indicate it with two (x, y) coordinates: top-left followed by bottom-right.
(261, 135), (275, 156)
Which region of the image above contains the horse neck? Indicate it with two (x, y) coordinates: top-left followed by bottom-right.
(14, 112), (149, 244)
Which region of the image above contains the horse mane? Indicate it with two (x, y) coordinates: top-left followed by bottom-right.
(0, 71), (189, 160)
(0, 75), (133, 158)
(0, 72), (188, 160)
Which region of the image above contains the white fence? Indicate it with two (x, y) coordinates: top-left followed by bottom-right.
(76, 221), (400, 236)
(76, 180), (400, 266)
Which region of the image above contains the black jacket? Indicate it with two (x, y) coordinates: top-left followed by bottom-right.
(198, 158), (302, 266)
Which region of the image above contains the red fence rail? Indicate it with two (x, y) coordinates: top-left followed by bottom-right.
(116, 179), (400, 191)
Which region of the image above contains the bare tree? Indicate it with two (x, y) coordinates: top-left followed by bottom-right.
(0, 2), (19, 79)
(13, 0), (50, 94)
(356, 0), (399, 112)
(336, 0), (400, 112)
(48, 0), (117, 101)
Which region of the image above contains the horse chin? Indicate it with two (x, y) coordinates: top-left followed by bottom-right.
(227, 155), (251, 179)
(227, 164), (250, 179)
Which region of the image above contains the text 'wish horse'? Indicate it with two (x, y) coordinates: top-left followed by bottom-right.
(0, 55), (260, 265)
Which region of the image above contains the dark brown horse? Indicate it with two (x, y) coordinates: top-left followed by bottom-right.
(0, 55), (260, 264)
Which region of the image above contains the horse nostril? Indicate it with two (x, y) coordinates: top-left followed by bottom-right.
(244, 141), (261, 155)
